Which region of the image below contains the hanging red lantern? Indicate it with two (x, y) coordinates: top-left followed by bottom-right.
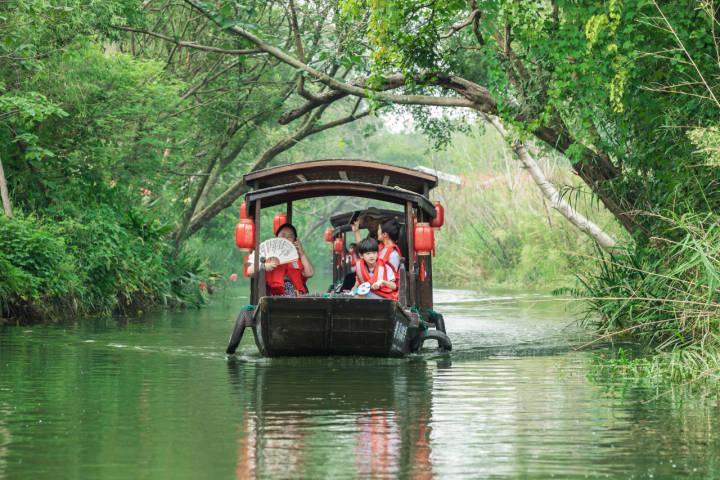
(324, 227), (333, 243)
(235, 219), (255, 252)
(273, 212), (288, 235)
(333, 236), (344, 254)
(431, 202), (445, 229)
(414, 222), (434, 256)
(239, 201), (250, 220)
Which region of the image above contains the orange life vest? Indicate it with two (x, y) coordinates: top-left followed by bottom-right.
(379, 241), (402, 275)
(265, 259), (308, 296)
(356, 258), (398, 300)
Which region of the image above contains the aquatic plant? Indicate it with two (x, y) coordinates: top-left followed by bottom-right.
(578, 213), (720, 381)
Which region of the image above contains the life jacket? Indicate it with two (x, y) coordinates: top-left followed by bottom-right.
(345, 252), (358, 272)
(379, 241), (402, 295)
(265, 259), (308, 296)
(356, 258), (398, 300)
(379, 241), (402, 275)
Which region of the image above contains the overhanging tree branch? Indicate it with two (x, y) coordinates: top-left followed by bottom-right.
(116, 26), (264, 55)
(185, 104), (370, 236)
(485, 115), (617, 251)
(181, 0), (641, 236)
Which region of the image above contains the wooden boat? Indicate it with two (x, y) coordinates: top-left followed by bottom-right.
(226, 159), (452, 357)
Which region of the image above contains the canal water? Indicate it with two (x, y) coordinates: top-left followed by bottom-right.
(1, 288), (718, 479)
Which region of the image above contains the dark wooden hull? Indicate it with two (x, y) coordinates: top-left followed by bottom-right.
(251, 296), (420, 357)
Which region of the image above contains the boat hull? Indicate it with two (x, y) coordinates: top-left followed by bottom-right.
(252, 296), (418, 357)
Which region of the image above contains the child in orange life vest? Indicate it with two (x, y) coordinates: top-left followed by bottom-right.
(352, 237), (397, 300)
(378, 218), (402, 275)
(346, 243), (358, 273)
(246, 223), (314, 296)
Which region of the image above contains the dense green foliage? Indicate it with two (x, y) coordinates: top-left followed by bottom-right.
(0, 2), (213, 319)
(2, 0), (719, 381)
(0, 209), (209, 320)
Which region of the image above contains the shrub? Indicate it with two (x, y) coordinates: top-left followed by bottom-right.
(0, 208), (209, 322)
(0, 214), (81, 319)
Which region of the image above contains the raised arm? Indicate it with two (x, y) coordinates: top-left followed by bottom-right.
(351, 220), (362, 243)
(295, 240), (314, 278)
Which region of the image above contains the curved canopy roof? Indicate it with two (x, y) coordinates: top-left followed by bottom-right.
(244, 159), (438, 195)
(245, 180), (436, 218)
(330, 208), (405, 229)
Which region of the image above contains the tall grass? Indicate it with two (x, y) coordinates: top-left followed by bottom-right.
(578, 214), (720, 381)
(431, 151), (618, 289)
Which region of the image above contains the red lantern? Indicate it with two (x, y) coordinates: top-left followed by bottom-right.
(333, 236), (344, 254)
(235, 219), (255, 252)
(431, 202), (444, 229)
(324, 227), (333, 243)
(414, 222), (434, 256)
(239, 201), (250, 220)
(273, 213), (288, 235)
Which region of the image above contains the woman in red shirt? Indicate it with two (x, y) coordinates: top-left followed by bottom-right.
(246, 223), (315, 296)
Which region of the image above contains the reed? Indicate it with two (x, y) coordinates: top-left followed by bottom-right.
(577, 214), (720, 381)
(431, 157), (618, 289)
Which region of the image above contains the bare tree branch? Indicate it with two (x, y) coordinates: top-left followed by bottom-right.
(0, 153), (12, 218)
(485, 115), (617, 251)
(440, 9), (480, 39)
(116, 26), (264, 55)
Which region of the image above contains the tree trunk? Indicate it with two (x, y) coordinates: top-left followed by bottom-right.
(0, 153), (13, 218)
(185, 124), (314, 237)
(487, 116), (617, 252)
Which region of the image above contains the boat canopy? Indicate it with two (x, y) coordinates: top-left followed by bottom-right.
(244, 159), (438, 195)
(329, 208), (405, 229)
(244, 180), (437, 218)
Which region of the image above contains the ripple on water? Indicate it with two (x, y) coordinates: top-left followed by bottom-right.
(0, 290), (718, 479)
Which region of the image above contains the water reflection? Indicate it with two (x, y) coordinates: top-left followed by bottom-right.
(1, 290), (719, 479)
(227, 358), (441, 479)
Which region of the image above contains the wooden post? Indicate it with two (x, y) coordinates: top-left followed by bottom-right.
(416, 204), (434, 311)
(251, 199), (262, 304)
(286, 201), (293, 224)
(405, 201), (416, 307)
(420, 251), (434, 311)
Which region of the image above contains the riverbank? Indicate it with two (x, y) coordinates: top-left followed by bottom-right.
(577, 214), (720, 383)
(0, 211), (209, 323)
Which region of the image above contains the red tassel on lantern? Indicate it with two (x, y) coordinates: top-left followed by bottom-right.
(431, 202), (444, 230)
(419, 257), (426, 282)
(235, 219), (255, 252)
(243, 255), (250, 278)
(273, 213), (288, 235)
(324, 227), (333, 243)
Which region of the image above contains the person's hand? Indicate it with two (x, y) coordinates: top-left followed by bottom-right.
(294, 240), (304, 256)
(351, 220), (360, 233)
(265, 257), (280, 271)
(371, 281), (382, 290)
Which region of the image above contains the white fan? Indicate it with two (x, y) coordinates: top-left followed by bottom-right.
(259, 237), (299, 265)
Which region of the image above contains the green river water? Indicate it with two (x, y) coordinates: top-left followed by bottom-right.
(1, 288), (719, 479)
